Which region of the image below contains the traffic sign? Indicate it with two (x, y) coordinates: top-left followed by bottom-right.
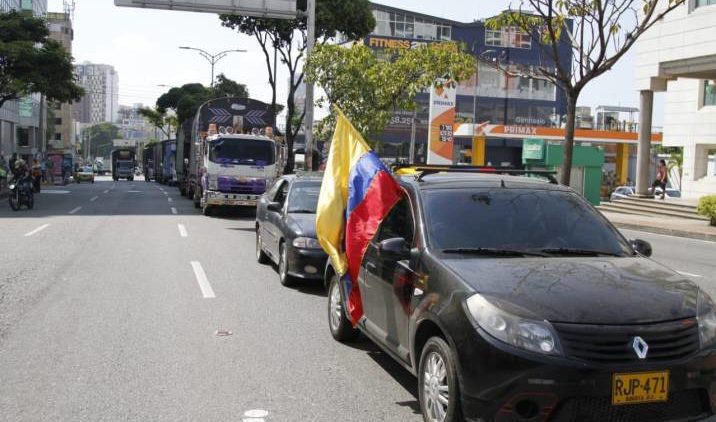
(114, 0), (297, 19)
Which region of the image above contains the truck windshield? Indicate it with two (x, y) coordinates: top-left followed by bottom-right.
(209, 138), (275, 166)
(422, 188), (632, 256)
(117, 162), (132, 170)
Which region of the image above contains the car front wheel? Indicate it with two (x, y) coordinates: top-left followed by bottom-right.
(327, 272), (359, 342)
(278, 243), (293, 286)
(256, 229), (270, 264)
(418, 337), (462, 422)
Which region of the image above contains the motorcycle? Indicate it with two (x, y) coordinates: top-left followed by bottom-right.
(8, 178), (34, 211)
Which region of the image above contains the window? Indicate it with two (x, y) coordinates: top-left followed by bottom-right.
(695, 0), (716, 8)
(485, 27), (531, 49)
(375, 197), (414, 245)
(272, 180), (289, 206)
(54, 132), (62, 141)
(17, 127), (29, 147)
(704, 80), (716, 106)
(55, 117), (62, 125)
(287, 182), (321, 213)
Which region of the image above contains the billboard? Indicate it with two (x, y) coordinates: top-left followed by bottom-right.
(427, 81), (456, 165)
(114, 0), (297, 19)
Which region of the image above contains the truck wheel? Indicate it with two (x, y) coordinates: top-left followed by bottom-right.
(203, 205), (213, 216)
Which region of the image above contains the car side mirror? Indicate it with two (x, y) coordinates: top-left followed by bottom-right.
(378, 238), (410, 260)
(267, 202), (283, 213)
(631, 239), (652, 257)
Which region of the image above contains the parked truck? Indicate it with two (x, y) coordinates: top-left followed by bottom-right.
(176, 120), (192, 196)
(188, 97), (282, 216)
(111, 148), (136, 181)
(160, 139), (177, 185)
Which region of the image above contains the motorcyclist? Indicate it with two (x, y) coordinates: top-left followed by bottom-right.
(11, 159), (31, 193)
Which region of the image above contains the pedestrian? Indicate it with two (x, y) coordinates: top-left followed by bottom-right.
(652, 159), (668, 200)
(40, 158), (47, 184)
(31, 158), (42, 193)
(46, 157), (54, 184)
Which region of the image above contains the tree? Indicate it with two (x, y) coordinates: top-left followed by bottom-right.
(138, 106), (178, 140)
(0, 11), (83, 109)
(305, 43), (475, 140)
(487, 0), (686, 186)
(220, 0), (375, 173)
(155, 75), (249, 124)
(86, 123), (120, 158)
(212, 73), (249, 98)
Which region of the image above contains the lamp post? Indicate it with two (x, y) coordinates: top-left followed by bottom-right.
(178, 46), (247, 87)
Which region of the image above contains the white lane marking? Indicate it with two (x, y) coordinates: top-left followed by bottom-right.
(24, 224), (50, 237)
(178, 224), (188, 238)
(168, 197), (173, 202)
(677, 271), (703, 278)
(110, 184), (116, 190)
(190, 261), (215, 299)
(41, 190), (70, 194)
(102, 189), (109, 194)
(620, 229), (716, 245)
(128, 191), (142, 193)
(90, 196), (98, 202)
(68, 206), (82, 215)
(171, 207), (178, 215)
(163, 191), (168, 195)
(244, 410), (269, 418)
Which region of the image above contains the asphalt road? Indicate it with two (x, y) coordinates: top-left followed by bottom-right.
(0, 178), (715, 421)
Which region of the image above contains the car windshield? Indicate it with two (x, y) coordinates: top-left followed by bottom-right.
(117, 162), (132, 170)
(286, 182), (321, 214)
(81, 167), (92, 172)
(422, 188), (632, 256)
(209, 138), (275, 166)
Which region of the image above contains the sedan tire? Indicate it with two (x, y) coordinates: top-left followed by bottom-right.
(256, 229), (270, 264)
(418, 337), (463, 422)
(278, 243), (293, 287)
(327, 272), (359, 342)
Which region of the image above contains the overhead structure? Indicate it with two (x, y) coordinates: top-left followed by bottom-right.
(114, 0), (298, 19)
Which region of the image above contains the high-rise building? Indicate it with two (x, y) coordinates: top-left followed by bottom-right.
(0, 0), (48, 160)
(47, 11), (75, 155)
(74, 63), (120, 124)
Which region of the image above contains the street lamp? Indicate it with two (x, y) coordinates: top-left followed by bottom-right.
(179, 46), (247, 87)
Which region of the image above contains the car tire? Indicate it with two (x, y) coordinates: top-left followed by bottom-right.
(256, 229), (270, 264)
(418, 337), (463, 422)
(26, 193), (34, 210)
(203, 205), (213, 217)
(327, 271), (359, 342)
(278, 243), (293, 286)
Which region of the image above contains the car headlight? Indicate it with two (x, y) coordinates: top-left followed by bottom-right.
(292, 237), (322, 249)
(466, 294), (562, 356)
(8, 184), (15, 190)
(208, 174), (218, 190)
(697, 290), (716, 348)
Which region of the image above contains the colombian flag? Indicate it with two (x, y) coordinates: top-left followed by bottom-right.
(316, 108), (402, 326)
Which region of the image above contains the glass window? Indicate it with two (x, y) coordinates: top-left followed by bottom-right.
(485, 27), (531, 49)
(696, 0), (716, 8)
(422, 189), (631, 255)
(375, 198), (414, 245)
(208, 138), (275, 166)
(273, 181), (289, 206)
(287, 182), (321, 214)
(704, 80), (716, 106)
(266, 178), (285, 199)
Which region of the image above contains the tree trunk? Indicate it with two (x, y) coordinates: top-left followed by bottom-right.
(284, 89), (296, 174)
(561, 94), (578, 186)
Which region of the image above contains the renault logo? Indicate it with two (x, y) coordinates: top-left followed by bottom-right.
(633, 336), (649, 359)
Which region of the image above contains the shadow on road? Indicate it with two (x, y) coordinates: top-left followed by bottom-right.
(367, 351), (420, 413)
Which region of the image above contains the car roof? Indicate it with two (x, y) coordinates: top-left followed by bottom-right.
(399, 172), (570, 192)
(282, 172), (323, 183)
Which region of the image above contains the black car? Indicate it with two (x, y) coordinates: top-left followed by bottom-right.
(256, 174), (327, 286)
(326, 169), (716, 422)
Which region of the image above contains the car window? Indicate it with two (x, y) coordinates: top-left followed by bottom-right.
(374, 197), (414, 245)
(422, 188), (631, 255)
(287, 182), (321, 214)
(273, 181), (289, 207)
(265, 178), (285, 199)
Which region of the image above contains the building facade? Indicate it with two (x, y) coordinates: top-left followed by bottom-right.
(635, 0), (716, 199)
(47, 11), (75, 155)
(0, 0), (48, 160)
(364, 3), (571, 166)
(74, 63), (120, 124)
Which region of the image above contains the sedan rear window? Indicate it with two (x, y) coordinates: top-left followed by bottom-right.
(422, 188), (631, 255)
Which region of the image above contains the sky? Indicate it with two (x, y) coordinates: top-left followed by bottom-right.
(47, 0), (663, 125)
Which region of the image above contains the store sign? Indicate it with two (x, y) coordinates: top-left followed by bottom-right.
(364, 36), (457, 51)
(18, 97), (33, 118)
(427, 81), (456, 165)
(503, 126), (538, 135)
(522, 138), (545, 160)
(114, 0), (297, 19)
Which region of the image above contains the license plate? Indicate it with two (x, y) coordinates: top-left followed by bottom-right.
(612, 371), (669, 405)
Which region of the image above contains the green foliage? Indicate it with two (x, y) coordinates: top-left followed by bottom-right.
(697, 195), (716, 226)
(156, 74), (248, 124)
(212, 73), (249, 98)
(138, 106), (178, 139)
(219, 0), (374, 173)
(87, 123), (121, 158)
(305, 42), (475, 140)
(0, 11), (84, 109)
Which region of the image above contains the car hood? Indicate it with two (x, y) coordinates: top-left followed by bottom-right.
(285, 213), (317, 238)
(443, 257), (698, 324)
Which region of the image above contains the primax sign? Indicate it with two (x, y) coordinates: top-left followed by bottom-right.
(114, 0), (297, 19)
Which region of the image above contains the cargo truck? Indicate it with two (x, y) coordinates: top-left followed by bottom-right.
(111, 148), (136, 181)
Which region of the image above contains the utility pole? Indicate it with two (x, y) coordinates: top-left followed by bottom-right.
(179, 46), (247, 87)
(409, 110), (417, 163)
(304, 0), (316, 171)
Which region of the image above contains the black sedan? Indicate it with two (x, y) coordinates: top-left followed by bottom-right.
(256, 174), (327, 286)
(326, 169), (716, 422)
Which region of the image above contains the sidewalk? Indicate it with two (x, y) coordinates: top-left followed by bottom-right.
(601, 210), (716, 242)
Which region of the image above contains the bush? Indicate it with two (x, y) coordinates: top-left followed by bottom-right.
(697, 195), (716, 226)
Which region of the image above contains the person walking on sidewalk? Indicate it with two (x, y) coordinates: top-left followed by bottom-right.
(652, 159), (668, 200)
(46, 157), (54, 184)
(31, 158), (42, 193)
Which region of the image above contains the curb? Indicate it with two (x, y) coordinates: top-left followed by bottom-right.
(611, 221), (716, 242)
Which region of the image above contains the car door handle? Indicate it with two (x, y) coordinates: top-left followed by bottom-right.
(365, 262), (377, 272)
